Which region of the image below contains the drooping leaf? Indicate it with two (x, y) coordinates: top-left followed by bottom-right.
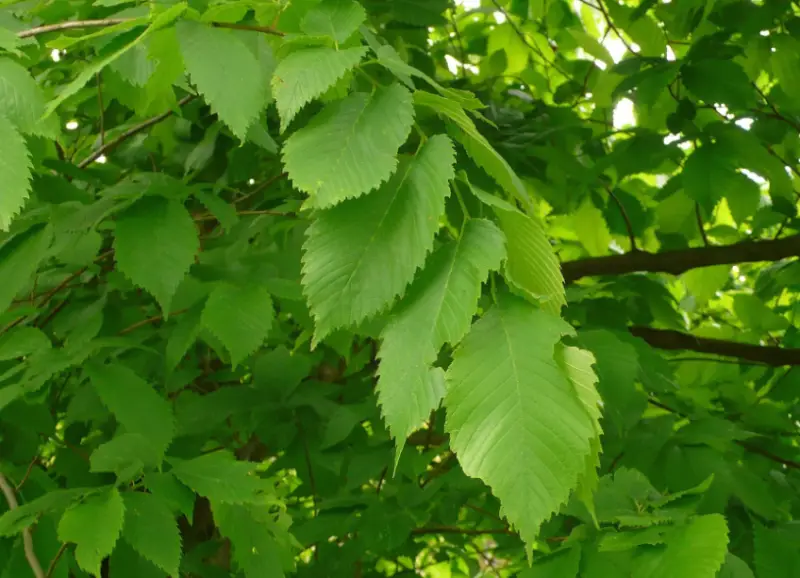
(170, 450), (266, 504)
(57, 487), (126, 577)
(473, 189), (565, 315)
(0, 119), (33, 231)
(214, 502), (287, 578)
(113, 195), (199, 315)
(177, 21), (266, 140)
(444, 294), (596, 546)
(273, 46), (367, 131)
(122, 492), (182, 576)
(0, 58), (50, 136)
(681, 60), (755, 111)
(377, 218), (505, 457)
(283, 83), (415, 208)
(201, 282), (275, 366)
(86, 362), (175, 455)
(301, 134), (455, 340)
(0, 224), (51, 311)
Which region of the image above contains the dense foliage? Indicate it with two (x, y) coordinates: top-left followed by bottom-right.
(1, 0), (800, 576)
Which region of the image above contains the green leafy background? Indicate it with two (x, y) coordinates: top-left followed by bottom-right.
(0, 0), (799, 576)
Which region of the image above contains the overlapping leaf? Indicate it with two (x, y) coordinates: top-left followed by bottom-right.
(87, 362), (175, 456)
(301, 0), (366, 43)
(302, 134), (455, 340)
(377, 218), (505, 456)
(214, 503), (286, 578)
(201, 282), (275, 366)
(283, 83), (415, 208)
(0, 58), (51, 136)
(274, 46), (367, 131)
(113, 196), (199, 315)
(444, 294), (596, 546)
(58, 488), (126, 577)
(177, 21), (266, 139)
(122, 492), (182, 576)
(0, 224), (51, 310)
(0, 119), (33, 231)
(170, 451), (266, 504)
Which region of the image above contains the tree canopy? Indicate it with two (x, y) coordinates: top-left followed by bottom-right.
(1, 0), (799, 576)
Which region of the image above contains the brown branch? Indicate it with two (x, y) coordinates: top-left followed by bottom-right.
(0, 473), (46, 578)
(561, 233), (800, 282)
(77, 94), (196, 168)
(631, 327), (800, 367)
(118, 308), (189, 335)
(17, 18), (129, 38)
(19, 19), (282, 39)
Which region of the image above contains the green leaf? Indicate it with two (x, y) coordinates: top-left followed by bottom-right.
(0, 224), (51, 311)
(201, 282), (275, 366)
(165, 306), (203, 372)
(378, 218), (505, 457)
(282, 83), (415, 208)
(122, 492), (181, 576)
(177, 21), (266, 140)
(414, 91), (530, 208)
(0, 488), (97, 537)
(90, 433), (162, 476)
(771, 35), (800, 98)
(521, 546), (581, 578)
(302, 134), (455, 340)
(718, 554), (755, 578)
(0, 119), (33, 231)
(58, 487), (126, 577)
(170, 450), (266, 504)
(113, 196), (199, 315)
(631, 514), (728, 578)
(273, 46), (367, 132)
(109, 541), (164, 578)
(479, 192), (565, 315)
(301, 0), (366, 43)
(681, 60), (755, 111)
(444, 294), (596, 546)
(0, 58), (50, 136)
(682, 144), (758, 215)
(573, 198), (613, 256)
(213, 502), (286, 578)
(0, 326), (50, 361)
(753, 523), (800, 578)
(86, 362), (175, 455)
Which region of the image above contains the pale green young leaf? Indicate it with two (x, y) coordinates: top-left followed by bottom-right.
(414, 91), (530, 209)
(283, 83), (414, 208)
(444, 295), (595, 547)
(170, 451), (266, 504)
(0, 224), (51, 311)
(86, 362), (175, 455)
(302, 0), (366, 43)
(573, 197), (613, 256)
(0, 120), (33, 231)
(302, 134), (455, 340)
(273, 46), (367, 132)
(177, 21), (266, 140)
(122, 492), (181, 576)
(0, 58), (50, 136)
(631, 514), (728, 578)
(377, 218), (505, 455)
(556, 344), (602, 523)
(201, 283), (274, 366)
(113, 196), (199, 315)
(58, 488), (125, 577)
(213, 502), (285, 578)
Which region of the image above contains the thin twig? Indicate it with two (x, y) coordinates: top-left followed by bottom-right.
(578, 0), (637, 55)
(411, 526), (515, 536)
(96, 72), (105, 146)
(234, 173), (288, 205)
(0, 473), (46, 578)
(45, 543), (69, 578)
(17, 18), (129, 38)
(19, 18), (282, 39)
(448, 2), (467, 79)
(605, 186), (637, 251)
(695, 203), (710, 247)
(193, 209), (293, 222)
(77, 94), (196, 168)
(118, 308), (189, 335)
(15, 457), (38, 492)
